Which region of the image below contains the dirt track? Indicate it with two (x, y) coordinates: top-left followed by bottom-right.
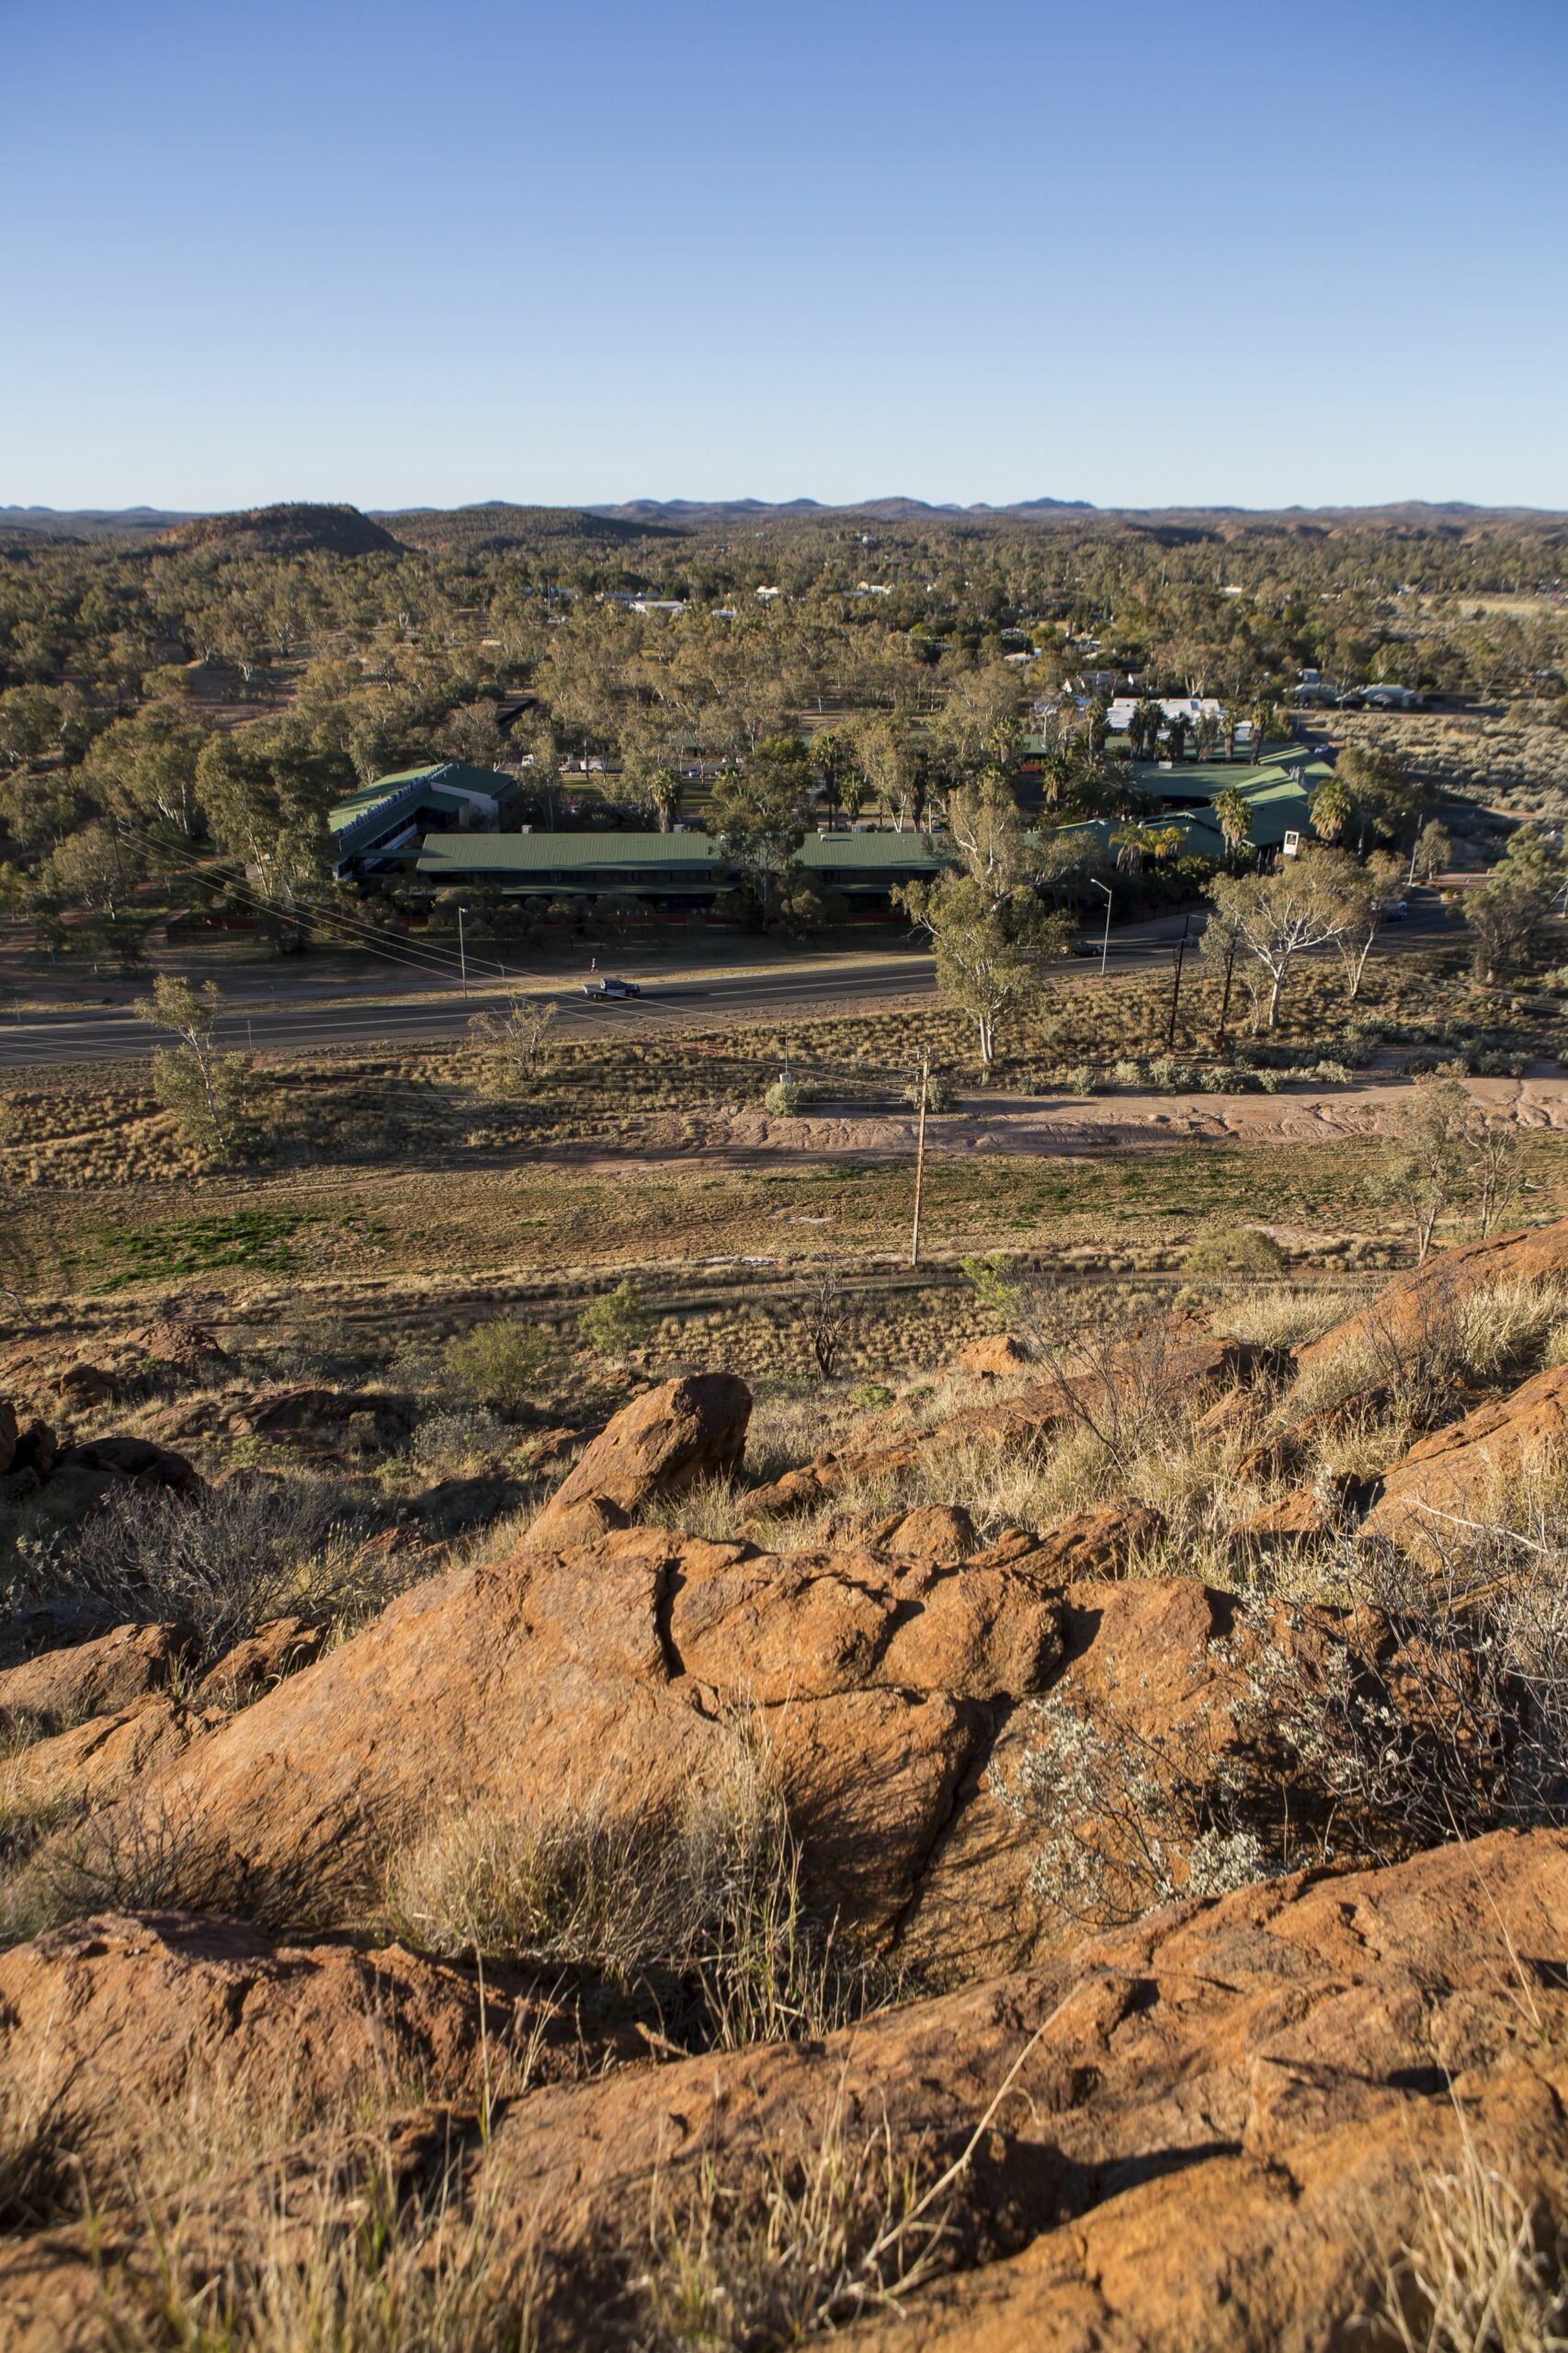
(555, 1075), (1568, 1170)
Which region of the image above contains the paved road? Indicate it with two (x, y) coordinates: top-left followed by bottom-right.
(0, 899), (1451, 1070)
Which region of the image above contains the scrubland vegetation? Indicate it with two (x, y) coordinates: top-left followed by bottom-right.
(7, 499), (1568, 2348)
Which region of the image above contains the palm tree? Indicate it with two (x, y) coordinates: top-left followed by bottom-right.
(1112, 821), (1187, 875)
(1212, 786), (1252, 868)
(1311, 776), (1353, 845)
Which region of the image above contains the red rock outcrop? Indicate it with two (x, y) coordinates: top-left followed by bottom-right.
(7, 1834), (1568, 2353)
(1363, 1358), (1568, 1553)
(120, 1318), (231, 1377)
(954, 1335), (1031, 1380)
(1298, 1215), (1568, 1377)
(54, 1362), (117, 1410)
(486, 1829), (1568, 2353)
(824, 1502), (981, 1561)
(194, 1614), (325, 1706)
(1003, 1498), (1166, 1576)
(146, 1386), (415, 1453)
(0, 1909), (557, 2167)
(37, 1436), (203, 1522)
(54, 1529), (1410, 1984)
(1233, 1481), (1361, 1553)
(2, 1697), (204, 1816)
(524, 1372), (751, 1549)
(744, 1334), (1251, 1521)
(0, 1622), (189, 1731)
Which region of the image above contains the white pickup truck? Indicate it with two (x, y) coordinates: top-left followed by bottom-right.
(581, 975), (642, 998)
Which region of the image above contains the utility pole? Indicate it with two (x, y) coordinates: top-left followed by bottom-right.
(1165, 915), (1190, 1052)
(1215, 931), (1237, 1050)
(459, 906), (469, 1000)
(910, 1049), (929, 1269)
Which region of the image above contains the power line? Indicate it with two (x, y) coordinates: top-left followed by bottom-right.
(112, 822), (554, 995)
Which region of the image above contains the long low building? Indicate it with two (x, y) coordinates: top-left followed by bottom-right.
(406, 756), (1329, 910)
(414, 827), (956, 908)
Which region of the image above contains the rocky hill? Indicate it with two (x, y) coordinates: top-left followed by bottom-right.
(4, 1231), (1568, 2346)
(157, 501), (403, 557)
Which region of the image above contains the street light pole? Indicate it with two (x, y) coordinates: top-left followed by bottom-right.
(1090, 877), (1113, 977)
(458, 906), (469, 1000)
(910, 1048), (929, 1269)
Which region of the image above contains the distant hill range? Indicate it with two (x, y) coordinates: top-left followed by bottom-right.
(585, 494), (1095, 527)
(3, 495), (1564, 551)
(385, 503), (668, 551)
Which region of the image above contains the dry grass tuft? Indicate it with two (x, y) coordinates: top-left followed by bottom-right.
(99, 2131), (538, 2353)
(637, 2087), (952, 2351)
(384, 1731), (887, 2052)
(1213, 1283), (1363, 1353)
(1379, 2123), (1568, 2352)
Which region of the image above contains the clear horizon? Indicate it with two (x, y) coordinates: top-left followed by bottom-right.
(5, 494), (1567, 519)
(5, 0), (1565, 513)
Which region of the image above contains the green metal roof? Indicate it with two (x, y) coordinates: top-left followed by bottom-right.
(416, 832), (727, 877)
(799, 833), (953, 871)
(1133, 756), (1331, 799)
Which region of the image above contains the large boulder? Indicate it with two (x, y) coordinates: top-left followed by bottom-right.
(0, 1909), (569, 2173)
(1362, 1358), (1568, 1554)
(0, 1622), (189, 1733)
(1298, 1215), (1568, 1378)
(119, 1318), (231, 1379)
(51, 1528), (1438, 1984)
(524, 1372), (751, 1550)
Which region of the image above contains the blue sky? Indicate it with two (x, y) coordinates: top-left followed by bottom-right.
(3, 0), (1565, 510)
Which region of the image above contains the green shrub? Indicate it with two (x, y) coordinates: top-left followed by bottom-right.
(1183, 1222), (1287, 1276)
(846, 1381), (894, 1410)
(903, 1071), (956, 1112)
(447, 1315), (554, 1412)
(959, 1252), (1014, 1310)
(1112, 1058), (1144, 1086)
(580, 1279), (652, 1359)
(763, 1077), (803, 1117)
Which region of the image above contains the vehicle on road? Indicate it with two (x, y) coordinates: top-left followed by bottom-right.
(1373, 897), (1410, 921)
(582, 975), (642, 998)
